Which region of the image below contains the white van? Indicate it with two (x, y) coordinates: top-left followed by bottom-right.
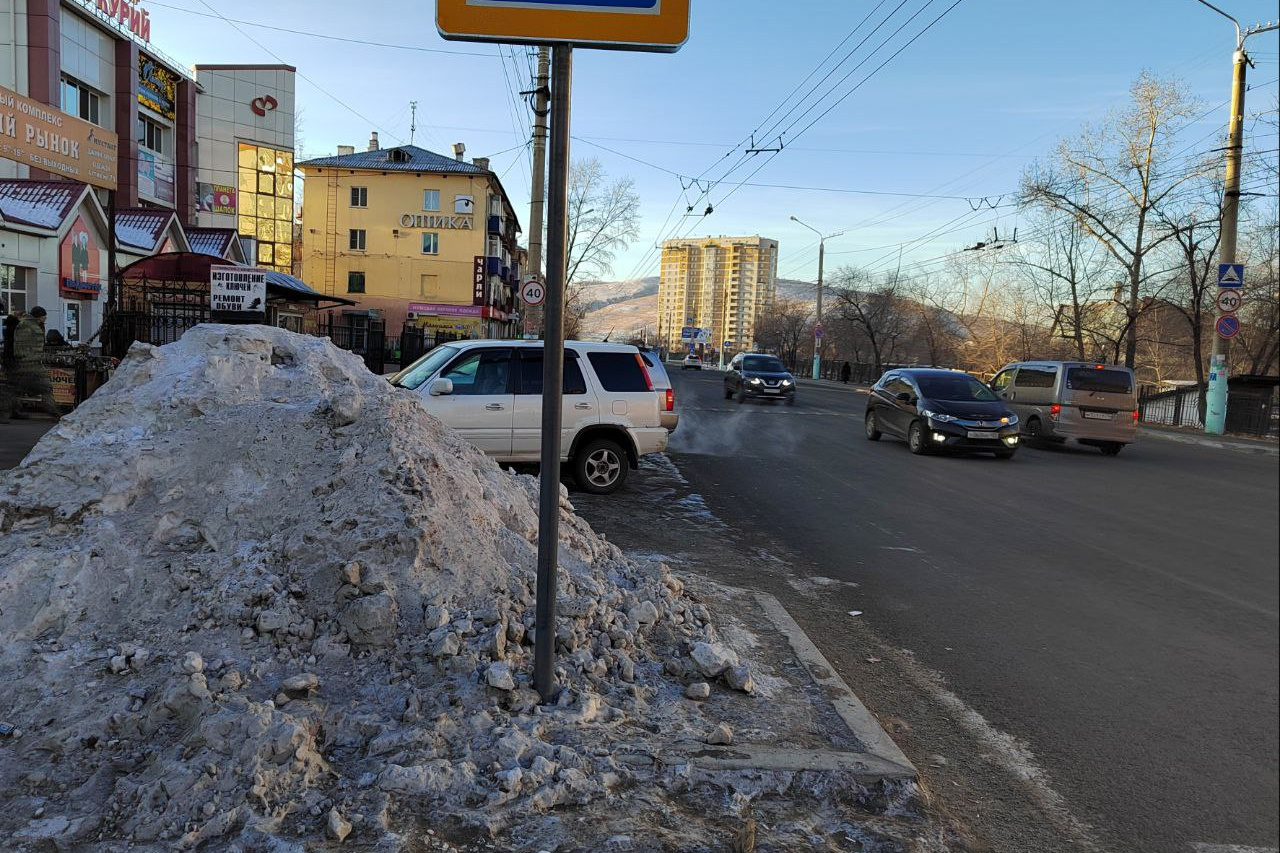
(990, 361), (1138, 455)
(389, 340), (669, 493)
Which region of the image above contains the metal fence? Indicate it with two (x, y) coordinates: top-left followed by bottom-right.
(386, 327), (464, 370)
(318, 316), (386, 375)
(1139, 383), (1278, 437)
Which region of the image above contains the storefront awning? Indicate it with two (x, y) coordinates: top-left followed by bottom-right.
(120, 252), (356, 307)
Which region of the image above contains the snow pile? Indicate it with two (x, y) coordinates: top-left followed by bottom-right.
(0, 325), (787, 852)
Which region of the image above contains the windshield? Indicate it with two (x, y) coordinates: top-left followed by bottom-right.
(917, 374), (999, 402)
(1067, 367), (1132, 395)
(387, 344), (462, 390)
(743, 356), (787, 373)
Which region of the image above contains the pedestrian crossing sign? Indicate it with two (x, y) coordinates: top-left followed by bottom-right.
(1217, 263), (1244, 288)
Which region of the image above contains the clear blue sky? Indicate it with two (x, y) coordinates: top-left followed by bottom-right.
(152, 0), (1280, 284)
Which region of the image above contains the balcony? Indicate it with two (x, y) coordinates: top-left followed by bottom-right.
(486, 256), (501, 276)
(488, 215), (501, 235)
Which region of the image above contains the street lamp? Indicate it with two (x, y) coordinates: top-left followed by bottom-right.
(790, 216), (844, 380)
(1192, 0), (1279, 434)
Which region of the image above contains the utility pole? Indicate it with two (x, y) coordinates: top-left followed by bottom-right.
(525, 46), (551, 339)
(409, 101), (418, 145)
(790, 216), (843, 380)
(1195, 1), (1279, 434)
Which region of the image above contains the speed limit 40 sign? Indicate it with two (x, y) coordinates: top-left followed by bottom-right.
(1216, 289), (1242, 314)
(520, 278), (545, 306)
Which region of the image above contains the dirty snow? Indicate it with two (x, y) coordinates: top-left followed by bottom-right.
(0, 326), (928, 852)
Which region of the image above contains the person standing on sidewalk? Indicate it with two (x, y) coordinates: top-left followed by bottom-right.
(12, 306), (59, 418)
(840, 361), (852, 384)
(0, 301), (15, 422)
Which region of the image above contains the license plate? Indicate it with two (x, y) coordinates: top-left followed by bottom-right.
(966, 430), (998, 439)
(1082, 411), (1115, 420)
(763, 388), (779, 394)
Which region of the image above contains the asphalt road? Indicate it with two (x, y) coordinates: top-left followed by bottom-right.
(580, 369), (1279, 853)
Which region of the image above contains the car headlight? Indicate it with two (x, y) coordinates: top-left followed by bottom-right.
(1001, 413), (1019, 426)
(748, 377), (762, 384)
(782, 379), (793, 386)
(924, 410), (958, 423)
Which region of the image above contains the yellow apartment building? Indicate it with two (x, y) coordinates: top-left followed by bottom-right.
(657, 236), (778, 355)
(299, 139), (523, 338)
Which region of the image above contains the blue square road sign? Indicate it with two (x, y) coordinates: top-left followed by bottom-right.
(1218, 263), (1244, 288)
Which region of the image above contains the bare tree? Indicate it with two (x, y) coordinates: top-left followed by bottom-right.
(754, 298), (812, 371)
(828, 267), (913, 374)
(561, 158), (640, 338)
(1021, 72), (1207, 367)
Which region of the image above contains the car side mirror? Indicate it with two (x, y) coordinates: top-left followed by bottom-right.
(895, 391), (912, 403)
(428, 378), (454, 397)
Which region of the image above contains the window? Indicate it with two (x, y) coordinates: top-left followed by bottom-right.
(442, 348), (512, 396)
(454, 194), (474, 214)
(1014, 366), (1057, 388)
(991, 369), (1015, 392)
(515, 349), (587, 395)
(350, 187), (367, 208)
(237, 143), (294, 273)
(389, 343), (462, 390)
(60, 77), (101, 125)
(1, 264), (30, 316)
(276, 313), (303, 333)
(347, 271), (366, 294)
(423, 189), (440, 211)
(349, 229), (366, 251)
(137, 116), (166, 154)
(917, 374), (998, 402)
(421, 232), (439, 255)
(1066, 367), (1132, 395)
(587, 352), (650, 392)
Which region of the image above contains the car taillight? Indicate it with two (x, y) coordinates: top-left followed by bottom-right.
(1050, 404), (1061, 420)
(664, 388), (674, 411)
(1132, 410), (1139, 423)
(635, 353), (654, 391)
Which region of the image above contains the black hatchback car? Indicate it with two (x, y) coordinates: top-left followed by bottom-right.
(865, 369), (1020, 457)
(725, 353), (796, 404)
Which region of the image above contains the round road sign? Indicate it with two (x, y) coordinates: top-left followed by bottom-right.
(520, 278), (545, 306)
(1215, 314), (1240, 339)
(1215, 289), (1242, 314)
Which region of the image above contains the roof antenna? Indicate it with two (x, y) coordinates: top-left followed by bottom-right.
(603, 326), (615, 342)
(409, 101), (418, 145)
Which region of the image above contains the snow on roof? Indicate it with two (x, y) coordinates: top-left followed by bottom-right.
(186, 228), (238, 258)
(115, 209), (176, 251)
(0, 180), (86, 230)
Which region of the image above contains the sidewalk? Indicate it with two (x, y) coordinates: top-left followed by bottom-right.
(1139, 422), (1279, 455)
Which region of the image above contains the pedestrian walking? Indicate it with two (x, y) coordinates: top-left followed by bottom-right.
(840, 361), (852, 384)
(12, 306), (60, 418)
(0, 300), (15, 422)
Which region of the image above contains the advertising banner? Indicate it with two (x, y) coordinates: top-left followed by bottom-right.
(472, 256), (486, 306)
(0, 85), (119, 190)
(59, 215), (102, 300)
(138, 149), (175, 203)
(210, 266), (267, 322)
(197, 183), (237, 214)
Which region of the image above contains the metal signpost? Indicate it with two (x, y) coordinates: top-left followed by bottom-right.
(438, 0), (689, 704)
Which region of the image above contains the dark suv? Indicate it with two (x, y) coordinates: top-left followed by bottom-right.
(725, 353), (796, 405)
(864, 368), (1020, 457)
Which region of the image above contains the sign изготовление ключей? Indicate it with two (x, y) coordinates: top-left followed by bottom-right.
(210, 266), (267, 322)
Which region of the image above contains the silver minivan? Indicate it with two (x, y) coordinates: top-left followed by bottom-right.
(989, 361), (1138, 455)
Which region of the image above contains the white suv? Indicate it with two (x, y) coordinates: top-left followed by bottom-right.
(389, 340), (669, 494)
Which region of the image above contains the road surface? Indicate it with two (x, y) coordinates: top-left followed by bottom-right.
(575, 369), (1279, 853)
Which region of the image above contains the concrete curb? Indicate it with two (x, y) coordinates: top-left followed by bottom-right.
(754, 592), (916, 777)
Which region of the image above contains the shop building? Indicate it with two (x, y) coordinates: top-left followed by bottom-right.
(657, 235), (779, 355)
(298, 140), (523, 339)
(1, 0), (299, 347)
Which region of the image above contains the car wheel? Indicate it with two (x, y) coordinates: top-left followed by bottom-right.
(1025, 417), (1042, 441)
(737, 390), (745, 404)
(908, 420), (930, 455)
(574, 439), (629, 494)
(864, 410), (882, 441)
(1100, 442), (1123, 456)
(724, 386), (733, 400)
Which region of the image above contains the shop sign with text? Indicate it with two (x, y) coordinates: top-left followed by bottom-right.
(0, 85), (119, 190)
(399, 213), (473, 230)
(198, 183), (237, 214)
(87, 0), (151, 41)
(472, 256), (486, 306)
